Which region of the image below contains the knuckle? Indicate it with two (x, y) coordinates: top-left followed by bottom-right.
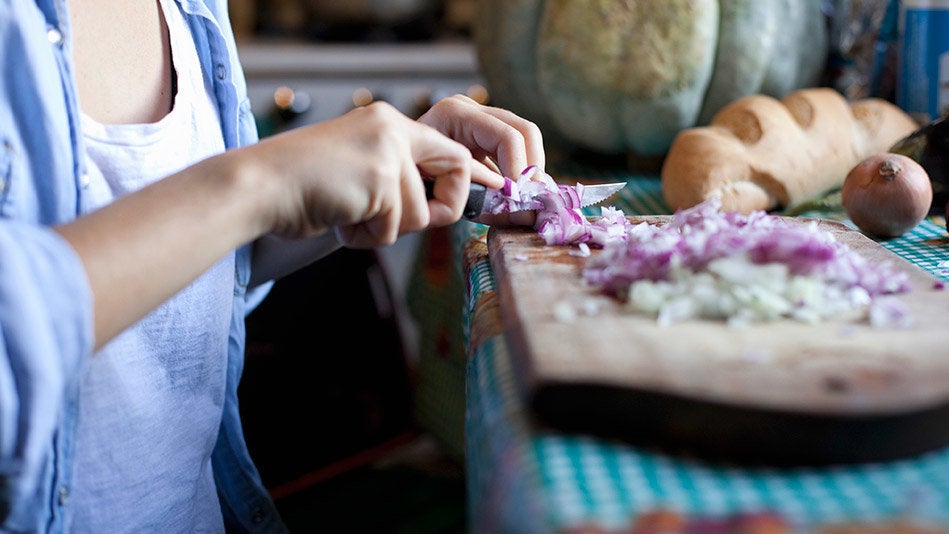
(430, 93), (471, 115)
(521, 118), (542, 139)
(362, 100), (400, 121)
(407, 208), (431, 231)
(442, 94), (470, 108)
(367, 164), (397, 193)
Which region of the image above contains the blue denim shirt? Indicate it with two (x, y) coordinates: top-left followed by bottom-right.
(0, 0), (281, 531)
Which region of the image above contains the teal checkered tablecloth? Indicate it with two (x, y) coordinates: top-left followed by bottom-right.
(461, 172), (949, 533)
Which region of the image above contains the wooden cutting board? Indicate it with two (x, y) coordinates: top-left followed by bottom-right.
(487, 217), (949, 465)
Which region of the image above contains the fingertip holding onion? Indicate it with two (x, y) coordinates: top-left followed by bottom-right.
(841, 153), (933, 238)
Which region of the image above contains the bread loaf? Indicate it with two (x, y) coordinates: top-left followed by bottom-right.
(660, 88), (919, 213)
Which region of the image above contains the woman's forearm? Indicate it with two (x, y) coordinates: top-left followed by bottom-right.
(55, 152), (271, 349)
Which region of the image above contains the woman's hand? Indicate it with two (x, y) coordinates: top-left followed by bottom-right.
(418, 94), (545, 182)
(419, 94), (545, 226)
(246, 96), (546, 285)
(244, 101), (487, 248)
(248, 97), (546, 247)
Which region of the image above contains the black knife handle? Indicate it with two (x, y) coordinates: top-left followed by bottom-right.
(424, 180), (487, 220)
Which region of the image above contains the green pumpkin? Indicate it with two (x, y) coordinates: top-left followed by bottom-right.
(474, 0), (828, 157)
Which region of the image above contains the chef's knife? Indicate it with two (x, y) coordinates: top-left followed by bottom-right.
(425, 180), (626, 220)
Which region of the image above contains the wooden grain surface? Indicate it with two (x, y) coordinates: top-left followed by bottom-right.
(488, 217), (949, 417)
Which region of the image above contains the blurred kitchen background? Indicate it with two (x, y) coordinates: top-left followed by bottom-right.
(232, 1), (482, 532)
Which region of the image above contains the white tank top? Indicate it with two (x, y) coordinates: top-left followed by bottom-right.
(72, 0), (234, 531)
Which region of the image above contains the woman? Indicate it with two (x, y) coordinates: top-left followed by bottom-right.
(0, 0), (543, 531)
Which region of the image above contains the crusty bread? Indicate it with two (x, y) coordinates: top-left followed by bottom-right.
(660, 88), (919, 213)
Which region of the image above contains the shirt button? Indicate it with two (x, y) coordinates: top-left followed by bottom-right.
(58, 485), (69, 505)
(215, 63), (226, 80)
(47, 27), (64, 46)
(79, 173), (91, 188)
(251, 507), (264, 523)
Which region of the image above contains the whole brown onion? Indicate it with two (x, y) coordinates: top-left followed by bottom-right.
(842, 153), (933, 238)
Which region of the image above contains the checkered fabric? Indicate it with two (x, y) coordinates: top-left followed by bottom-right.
(462, 172), (949, 533)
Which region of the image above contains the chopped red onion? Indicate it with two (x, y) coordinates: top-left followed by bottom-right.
(486, 172), (916, 326)
(580, 197), (914, 325)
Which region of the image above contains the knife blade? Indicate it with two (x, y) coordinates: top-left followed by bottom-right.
(425, 180), (626, 220)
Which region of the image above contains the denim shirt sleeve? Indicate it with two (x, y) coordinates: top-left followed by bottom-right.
(0, 222), (94, 530)
(0, 1), (96, 529)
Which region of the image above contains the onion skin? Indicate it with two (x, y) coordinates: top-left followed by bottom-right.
(841, 153), (933, 238)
